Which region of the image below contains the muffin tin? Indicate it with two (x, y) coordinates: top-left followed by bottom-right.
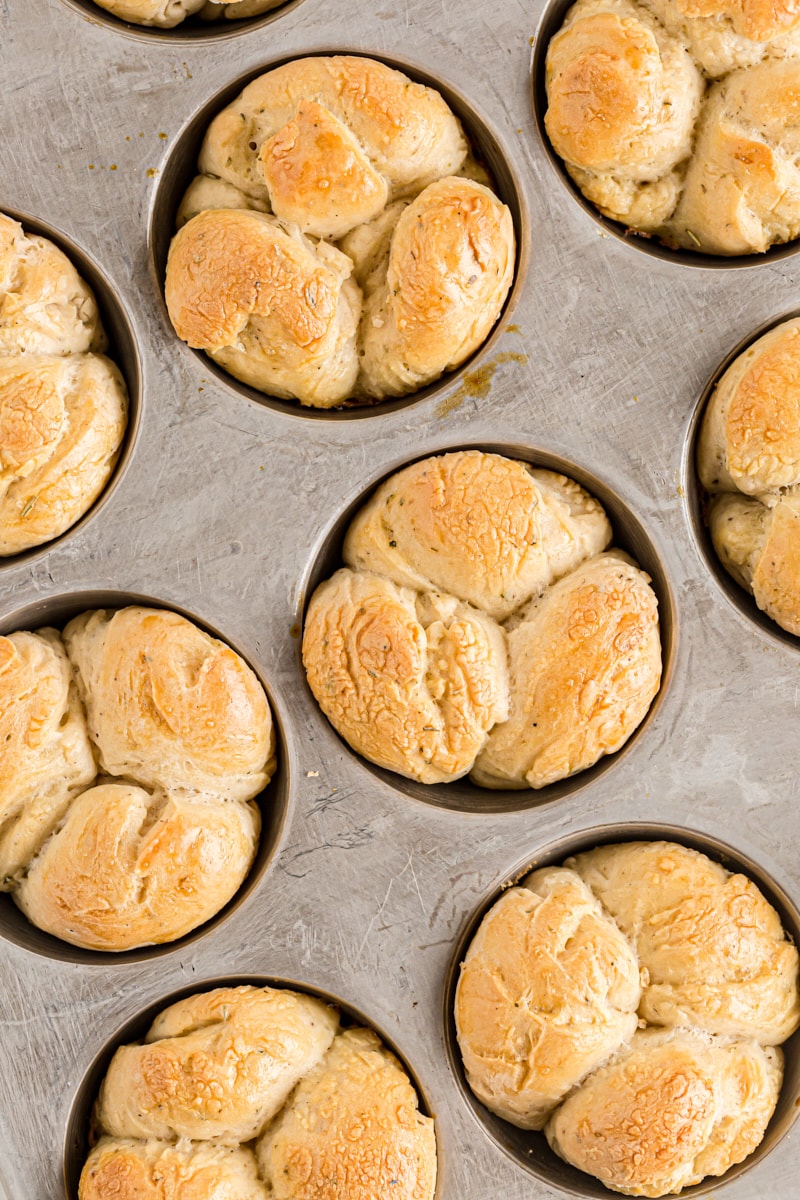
(1, 2), (799, 1198)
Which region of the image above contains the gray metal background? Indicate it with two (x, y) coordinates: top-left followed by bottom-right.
(0, 0), (799, 1196)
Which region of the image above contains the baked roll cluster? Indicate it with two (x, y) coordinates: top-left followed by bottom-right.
(78, 984), (437, 1200)
(0, 607), (275, 951)
(88, 0), (285, 30)
(698, 318), (800, 635)
(303, 450), (662, 789)
(455, 841), (800, 1196)
(165, 56), (515, 407)
(0, 212), (128, 555)
(544, 0), (800, 254)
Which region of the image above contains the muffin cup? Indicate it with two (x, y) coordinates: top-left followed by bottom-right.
(58, 0), (306, 44)
(443, 820), (800, 1197)
(148, 49), (529, 420)
(297, 439), (676, 814)
(0, 207), (141, 573)
(0, 590), (290, 965)
(684, 309), (800, 652)
(530, 0), (800, 270)
(62, 972), (440, 1199)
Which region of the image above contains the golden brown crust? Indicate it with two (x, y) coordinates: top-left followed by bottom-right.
(698, 320), (800, 499)
(343, 454), (611, 621)
(302, 569), (509, 783)
(84, 989), (435, 1199)
(2, 607), (275, 951)
(98, 986), (339, 1142)
(0, 629), (96, 887)
(165, 208), (361, 408)
(79, 1139), (269, 1200)
(472, 552), (662, 789)
(168, 58), (513, 406)
(570, 841), (800, 1043)
(0, 213), (105, 356)
(544, 0), (703, 230)
(545, 1029), (783, 1196)
(63, 607), (274, 801)
(199, 56), (467, 204)
(641, 0), (800, 76)
(358, 178), (515, 398)
(455, 867), (641, 1129)
(257, 1028), (436, 1200)
(0, 354), (128, 556)
(260, 100), (389, 240)
(15, 783), (260, 950)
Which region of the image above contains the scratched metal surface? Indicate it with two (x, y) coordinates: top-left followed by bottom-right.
(0, 0), (799, 1197)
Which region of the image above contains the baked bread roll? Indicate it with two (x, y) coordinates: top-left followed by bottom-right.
(198, 56), (467, 216)
(15, 783), (260, 951)
(455, 867), (641, 1129)
(80, 1139), (269, 1200)
(305, 452), (661, 790)
(671, 59), (800, 254)
(0, 629), (95, 886)
(709, 490), (800, 635)
(456, 839), (798, 1195)
(0, 354), (128, 556)
(0, 212), (129, 554)
(544, 2), (800, 253)
(698, 319), (800, 499)
(545, 1028), (783, 1197)
(165, 209), (361, 408)
(302, 569), (509, 784)
(167, 56), (514, 407)
(344, 452), (612, 622)
(357, 178), (515, 398)
(640, 0), (800, 77)
(544, 0), (703, 231)
(64, 607), (275, 800)
(570, 841), (800, 1043)
(257, 1028), (437, 1198)
(471, 553), (662, 789)
(80, 986), (436, 1200)
(2, 607), (276, 950)
(0, 213), (104, 356)
(98, 986), (339, 1142)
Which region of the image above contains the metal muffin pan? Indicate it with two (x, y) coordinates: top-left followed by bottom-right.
(62, 973), (440, 1198)
(59, 0), (307, 45)
(149, 48), (529, 420)
(684, 309), (800, 653)
(0, 589), (290, 966)
(442, 821), (800, 1197)
(530, 0), (800, 270)
(0, 207), (142, 575)
(297, 437), (676, 814)
(0, 1), (799, 1198)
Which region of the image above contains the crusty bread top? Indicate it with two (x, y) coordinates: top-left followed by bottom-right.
(545, 1028), (783, 1197)
(456, 840), (797, 1194)
(64, 607), (274, 801)
(570, 840), (800, 1043)
(2, 608), (275, 951)
(455, 867), (641, 1128)
(258, 1027), (437, 1199)
(344, 452), (611, 622)
(80, 987), (436, 1200)
(98, 986), (339, 1142)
